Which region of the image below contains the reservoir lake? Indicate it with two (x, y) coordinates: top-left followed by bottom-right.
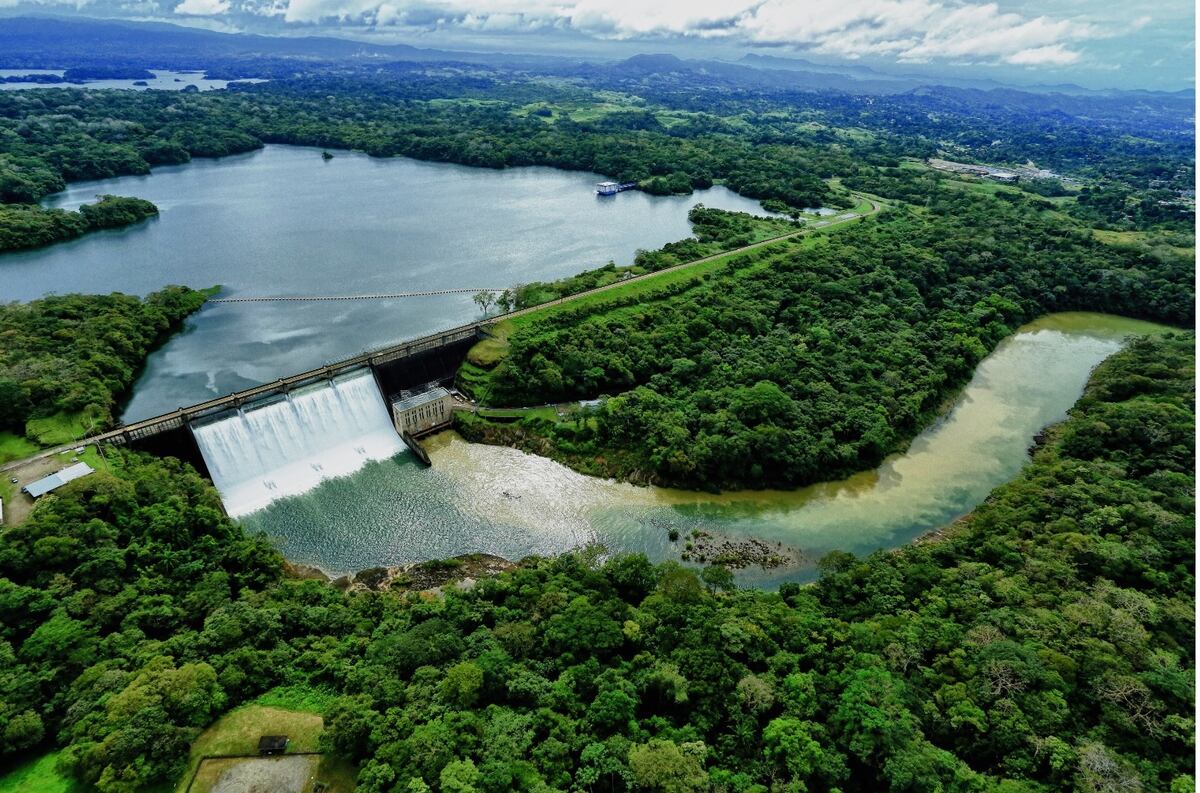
(0, 144), (778, 420)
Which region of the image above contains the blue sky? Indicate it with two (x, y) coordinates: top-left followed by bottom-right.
(3, 0), (1193, 90)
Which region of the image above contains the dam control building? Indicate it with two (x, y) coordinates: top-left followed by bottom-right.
(392, 386), (454, 436)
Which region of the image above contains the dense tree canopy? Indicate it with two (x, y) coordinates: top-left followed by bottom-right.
(0, 195), (157, 252)
(0, 334), (1191, 792)
(0, 287), (208, 433)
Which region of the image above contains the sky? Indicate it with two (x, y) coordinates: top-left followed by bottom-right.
(2, 0), (1194, 90)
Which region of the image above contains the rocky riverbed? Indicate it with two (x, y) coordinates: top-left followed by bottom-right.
(676, 529), (804, 570)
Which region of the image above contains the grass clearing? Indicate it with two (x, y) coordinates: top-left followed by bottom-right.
(250, 686), (339, 715)
(178, 702), (355, 793)
(0, 752), (81, 793)
(25, 412), (89, 446)
(1092, 228), (1195, 257)
(0, 432), (38, 465)
(466, 336), (510, 367)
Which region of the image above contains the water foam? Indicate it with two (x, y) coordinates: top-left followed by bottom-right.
(192, 368), (405, 516)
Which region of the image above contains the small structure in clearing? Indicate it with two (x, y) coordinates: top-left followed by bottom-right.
(258, 735), (289, 756)
(22, 462), (94, 499)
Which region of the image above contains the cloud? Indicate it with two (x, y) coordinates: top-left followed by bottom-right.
(265, 0), (1102, 68)
(175, 0), (229, 13)
(1005, 44), (1079, 66)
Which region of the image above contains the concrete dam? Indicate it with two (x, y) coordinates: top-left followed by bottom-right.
(96, 323), (483, 513)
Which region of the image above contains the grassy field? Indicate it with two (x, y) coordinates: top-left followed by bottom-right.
(0, 753), (81, 793)
(1092, 228), (1195, 257)
(24, 412), (89, 446)
(0, 432), (38, 465)
(178, 689), (355, 793)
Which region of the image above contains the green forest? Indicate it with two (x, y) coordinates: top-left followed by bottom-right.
(460, 183), (1192, 490)
(0, 287), (208, 441)
(0, 334), (1191, 792)
(0, 195), (157, 252)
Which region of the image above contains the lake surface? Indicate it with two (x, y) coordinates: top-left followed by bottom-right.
(238, 312), (1170, 587)
(0, 145), (776, 419)
(0, 69), (263, 91)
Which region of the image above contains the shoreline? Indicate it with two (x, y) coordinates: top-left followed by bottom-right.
(283, 553), (518, 594)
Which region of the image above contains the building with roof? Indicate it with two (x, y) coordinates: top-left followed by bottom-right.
(22, 462), (95, 498)
(392, 386), (454, 437)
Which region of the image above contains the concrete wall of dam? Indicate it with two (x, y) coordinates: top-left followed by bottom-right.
(117, 327), (483, 499)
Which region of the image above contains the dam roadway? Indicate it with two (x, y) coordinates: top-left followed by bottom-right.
(73, 195), (882, 450)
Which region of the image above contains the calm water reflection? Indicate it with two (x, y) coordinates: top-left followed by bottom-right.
(0, 69), (261, 91)
(0, 145), (775, 419)
(240, 313), (1171, 587)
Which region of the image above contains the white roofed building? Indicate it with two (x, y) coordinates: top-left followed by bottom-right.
(23, 462), (95, 498)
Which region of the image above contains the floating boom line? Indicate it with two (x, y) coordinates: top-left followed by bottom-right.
(209, 288), (504, 304)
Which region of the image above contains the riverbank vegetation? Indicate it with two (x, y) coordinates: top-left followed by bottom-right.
(0, 333), (1191, 792)
(0, 196), (157, 253)
(460, 182), (1193, 490)
(0, 286), (209, 446)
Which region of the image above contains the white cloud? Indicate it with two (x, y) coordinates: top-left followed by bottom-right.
(184, 0), (1114, 69)
(175, 0), (230, 14)
(1005, 43), (1079, 66)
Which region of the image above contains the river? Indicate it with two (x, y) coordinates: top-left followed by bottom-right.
(0, 145), (778, 420)
(238, 312), (1170, 587)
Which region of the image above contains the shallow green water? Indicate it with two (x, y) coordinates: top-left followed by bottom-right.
(240, 312), (1172, 586)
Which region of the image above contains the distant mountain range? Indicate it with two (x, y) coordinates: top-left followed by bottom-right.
(738, 54), (1192, 99)
(0, 15), (1190, 102)
(0, 16), (575, 71)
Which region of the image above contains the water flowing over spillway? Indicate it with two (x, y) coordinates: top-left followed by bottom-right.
(192, 369), (406, 516)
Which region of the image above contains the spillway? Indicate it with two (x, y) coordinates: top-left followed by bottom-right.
(192, 368), (406, 516)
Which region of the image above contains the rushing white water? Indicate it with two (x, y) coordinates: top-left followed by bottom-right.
(192, 368), (406, 516)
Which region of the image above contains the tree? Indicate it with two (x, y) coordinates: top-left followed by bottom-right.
(700, 565), (735, 593)
(762, 718), (847, 787)
(440, 759), (480, 793)
(473, 291), (497, 315)
(628, 740), (708, 793)
(441, 661), (484, 708)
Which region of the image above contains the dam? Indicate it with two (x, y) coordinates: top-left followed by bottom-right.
(92, 320), (484, 512)
(192, 370), (405, 516)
